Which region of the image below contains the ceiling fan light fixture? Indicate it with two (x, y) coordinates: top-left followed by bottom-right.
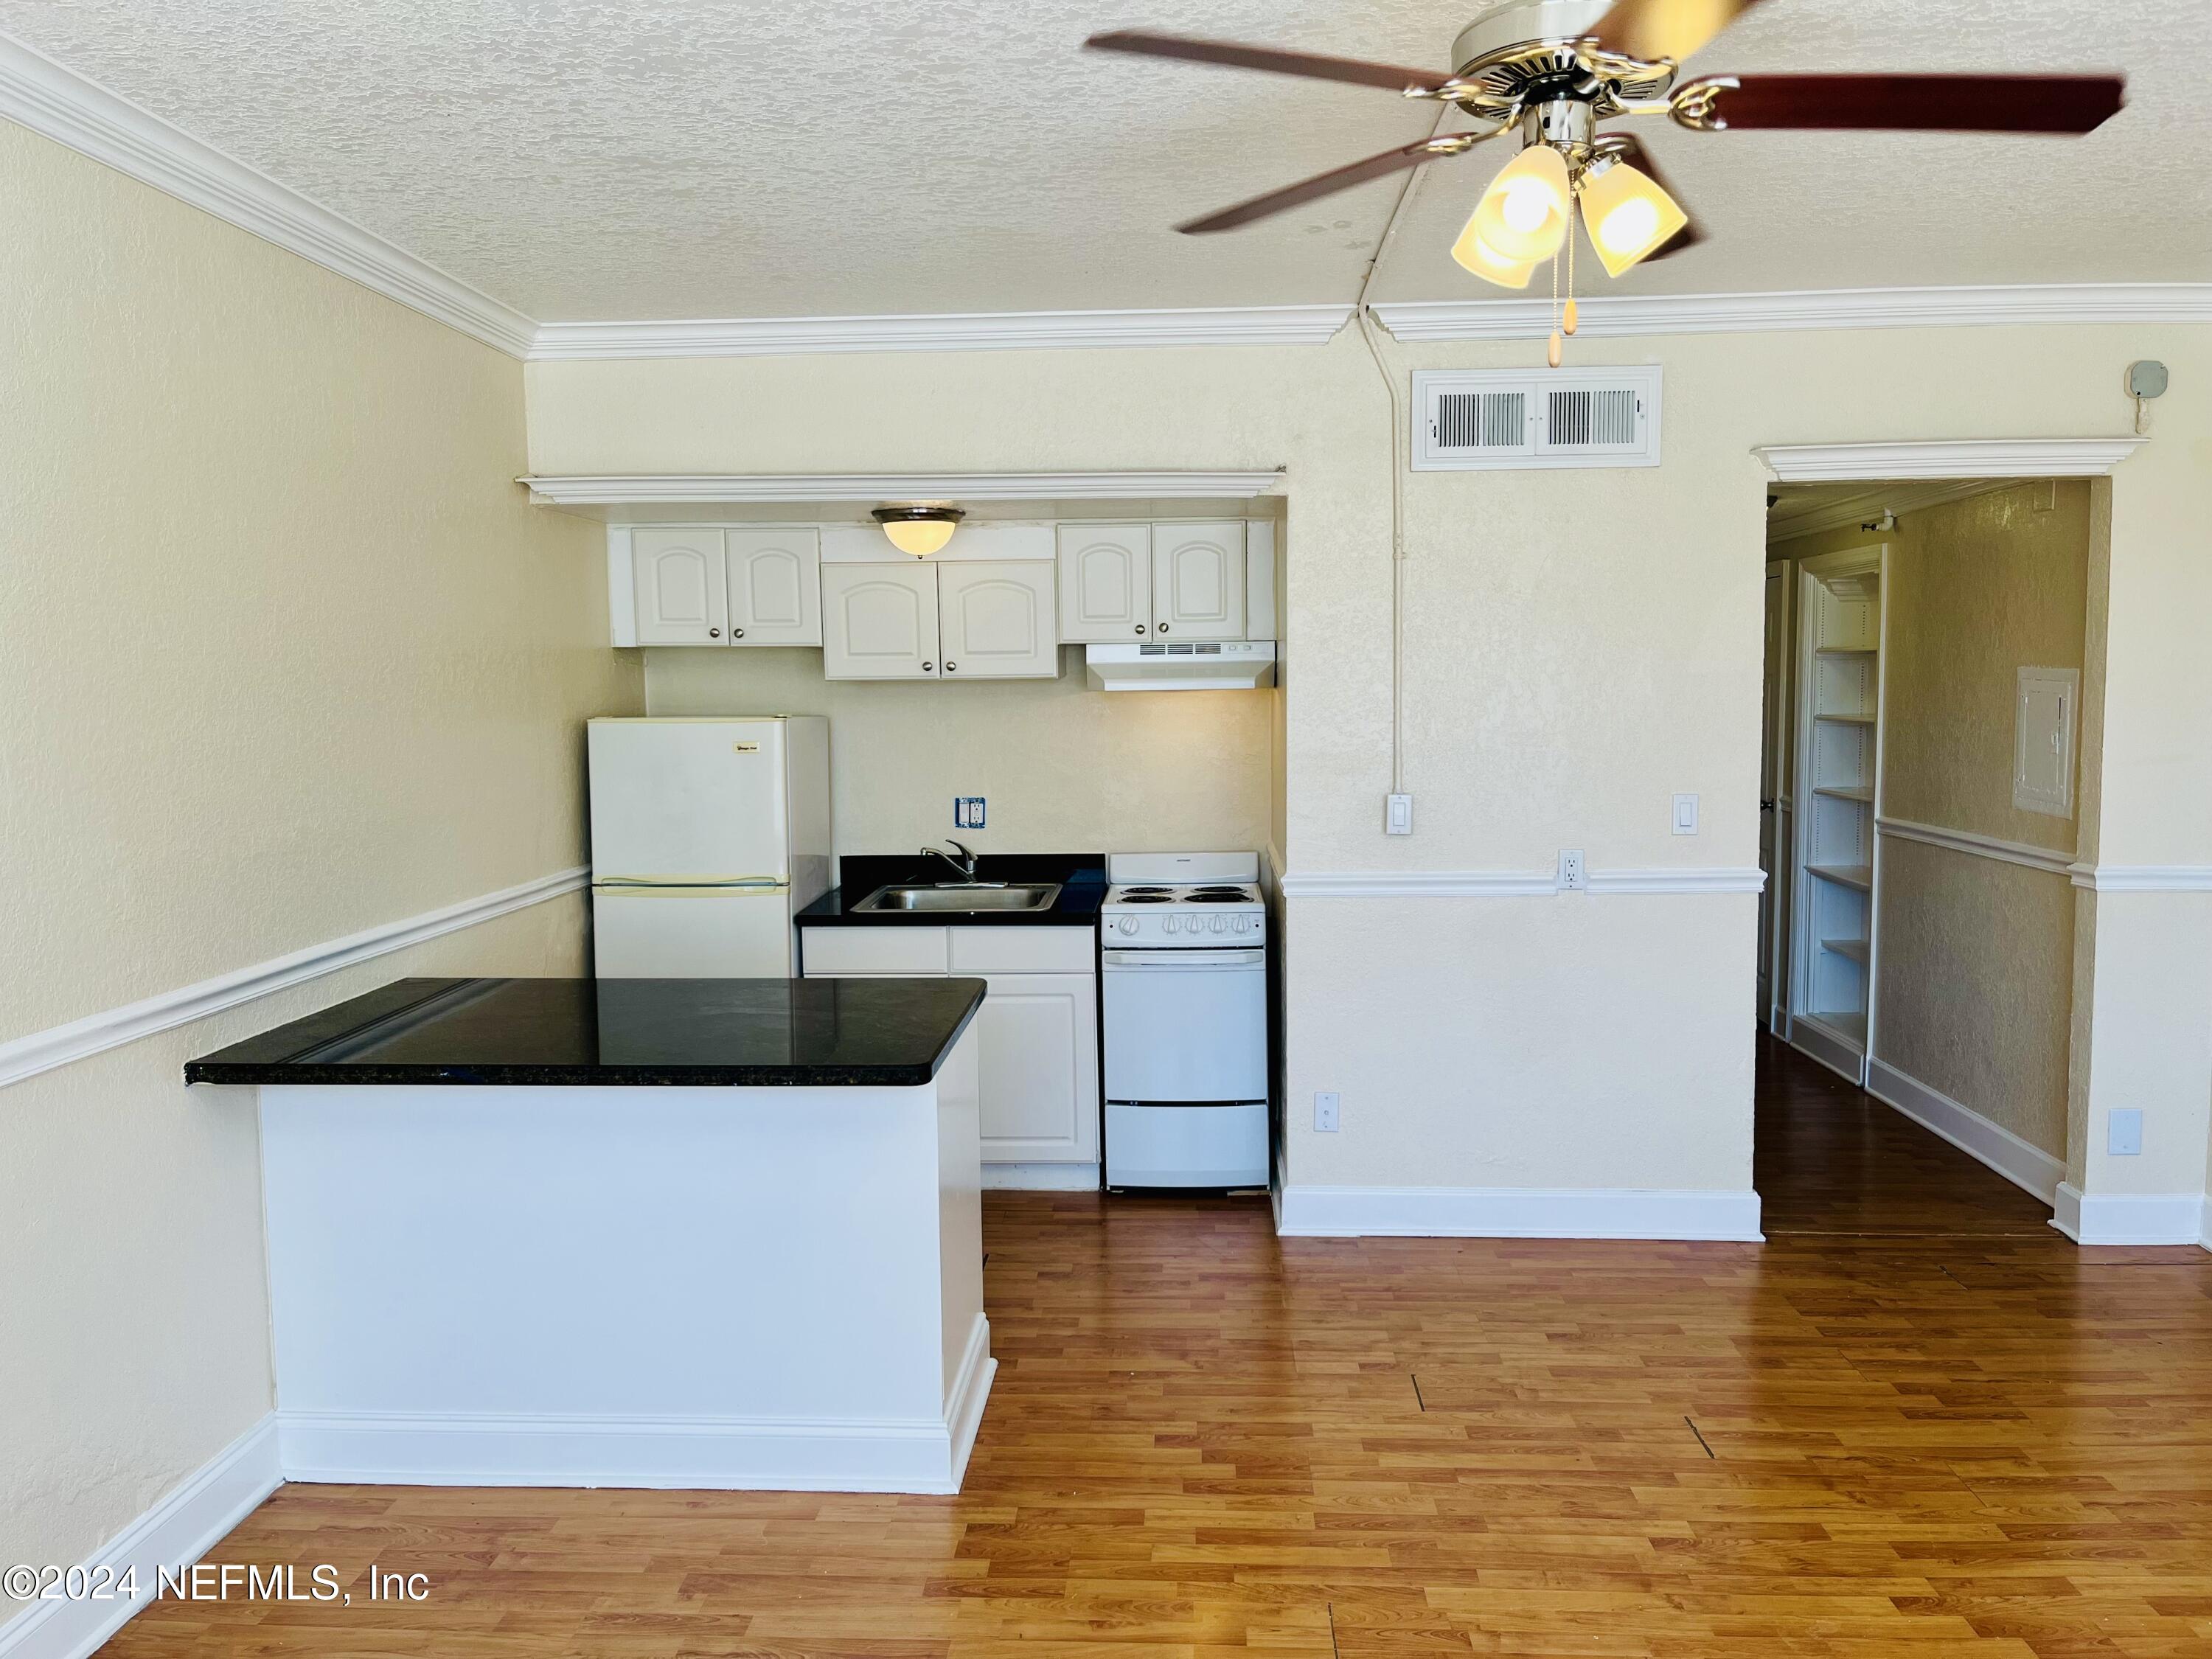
(1467, 142), (1571, 263)
(1450, 215), (1540, 288)
(872, 504), (964, 557)
(1576, 155), (1690, 277)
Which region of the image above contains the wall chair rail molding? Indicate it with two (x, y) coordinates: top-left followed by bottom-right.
(1276, 866), (1764, 899)
(527, 306), (1353, 359)
(1374, 284), (2212, 342)
(1863, 1058), (2065, 1206)
(0, 29), (535, 358)
(518, 471), (1287, 508)
(0, 1416), (279, 1659)
(0, 868), (585, 1089)
(1755, 438), (2146, 483)
(2067, 865), (2212, 892)
(1276, 1183), (1764, 1242)
(1875, 817), (2076, 877)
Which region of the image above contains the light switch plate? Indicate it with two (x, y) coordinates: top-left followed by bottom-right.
(1385, 793), (1413, 835)
(2107, 1107), (2143, 1157)
(954, 797), (986, 830)
(1314, 1092), (1340, 1133)
(1672, 793), (1699, 835)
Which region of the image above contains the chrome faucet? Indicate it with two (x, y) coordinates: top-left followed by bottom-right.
(922, 839), (981, 883)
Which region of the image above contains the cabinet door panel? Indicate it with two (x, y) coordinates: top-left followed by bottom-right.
(728, 528), (822, 646)
(1054, 525), (1152, 641)
(975, 973), (1099, 1164)
(632, 529), (728, 645)
(821, 563), (939, 679)
(1152, 521), (1247, 641)
(939, 561), (1059, 678)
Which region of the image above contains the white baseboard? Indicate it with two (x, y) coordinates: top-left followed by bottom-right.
(2051, 1183), (2212, 1248)
(1865, 1058), (2063, 1206)
(277, 1315), (995, 1496)
(1275, 1183), (1764, 1242)
(981, 1162), (1100, 1191)
(1790, 1018), (1865, 1086)
(0, 1416), (280, 1659)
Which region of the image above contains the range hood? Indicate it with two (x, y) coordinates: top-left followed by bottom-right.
(1085, 640), (1276, 692)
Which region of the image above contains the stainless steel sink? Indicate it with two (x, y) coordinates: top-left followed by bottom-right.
(855, 883), (1062, 914)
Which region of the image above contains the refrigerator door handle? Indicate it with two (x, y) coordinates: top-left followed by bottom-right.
(593, 877), (787, 890)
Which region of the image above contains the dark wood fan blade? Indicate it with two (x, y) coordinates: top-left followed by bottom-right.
(1587, 0), (1769, 63)
(1085, 30), (1447, 94)
(1676, 72), (2125, 133)
(1175, 135), (1481, 234)
(1594, 134), (1705, 261)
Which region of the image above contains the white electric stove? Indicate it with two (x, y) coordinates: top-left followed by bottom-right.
(1101, 852), (1270, 1189)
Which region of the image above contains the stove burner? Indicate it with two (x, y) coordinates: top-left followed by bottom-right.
(1119, 886), (1172, 895)
(1116, 892), (1173, 904)
(1184, 888), (1251, 901)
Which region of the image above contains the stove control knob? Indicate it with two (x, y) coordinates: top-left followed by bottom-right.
(1164, 915), (1183, 934)
(1209, 915), (1228, 933)
(1116, 916), (1138, 936)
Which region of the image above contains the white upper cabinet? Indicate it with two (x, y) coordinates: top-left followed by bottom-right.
(1056, 524), (1153, 642)
(726, 528), (821, 646)
(632, 529), (728, 644)
(1151, 521), (1247, 641)
(940, 561), (1059, 678)
(821, 563), (941, 679)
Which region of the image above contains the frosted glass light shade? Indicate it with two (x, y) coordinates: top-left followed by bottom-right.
(1469, 144), (1571, 263)
(1450, 216), (1540, 288)
(1578, 157), (1689, 277)
(872, 506), (964, 556)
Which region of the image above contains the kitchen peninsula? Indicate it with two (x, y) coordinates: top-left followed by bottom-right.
(186, 975), (994, 1494)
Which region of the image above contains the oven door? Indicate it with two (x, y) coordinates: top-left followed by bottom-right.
(1102, 947), (1267, 1104)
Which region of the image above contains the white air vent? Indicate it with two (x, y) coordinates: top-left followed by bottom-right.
(1412, 366), (1661, 470)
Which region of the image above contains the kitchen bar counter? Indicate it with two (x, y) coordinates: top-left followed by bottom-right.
(188, 975), (993, 1495)
(186, 975), (985, 1088)
(797, 852), (1105, 928)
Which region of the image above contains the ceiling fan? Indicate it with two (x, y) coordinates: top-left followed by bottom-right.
(1089, 0), (2124, 338)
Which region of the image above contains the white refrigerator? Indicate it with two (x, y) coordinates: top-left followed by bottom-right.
(587, 717), (831, 978)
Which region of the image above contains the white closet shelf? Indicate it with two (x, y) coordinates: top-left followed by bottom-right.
(1814, 711), (1877, 726)
(1812, 785), (1874, 802)
(1815, 646), (1877, 658)
(1821, 937), (1869, 965)
(1806, 863), (1874, 891)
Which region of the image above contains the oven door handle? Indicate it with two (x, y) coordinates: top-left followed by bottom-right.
(1102, 949), (1265, 968)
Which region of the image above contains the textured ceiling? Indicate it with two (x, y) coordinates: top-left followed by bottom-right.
(5, 0), (2207, 321)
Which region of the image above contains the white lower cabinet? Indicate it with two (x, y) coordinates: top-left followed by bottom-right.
(800, 925), (1099, 1172)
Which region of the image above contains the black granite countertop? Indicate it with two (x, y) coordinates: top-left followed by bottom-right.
(797, 853), (1105, 929)
(184, 976), (987, 1088)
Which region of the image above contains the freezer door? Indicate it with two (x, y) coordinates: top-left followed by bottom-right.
(591, 886), (796, 978)
(588, 719), (791, 883)
(1102, 951), (1268, 1103)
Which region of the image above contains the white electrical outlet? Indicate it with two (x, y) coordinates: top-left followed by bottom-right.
(1557, 849), (1587, 891)
(2107, 1107), (2143, 1156)
(1672, 793), (1699, 835)
(1385, 793), (1413, 835)
(1314, 1091), (1340, 1133)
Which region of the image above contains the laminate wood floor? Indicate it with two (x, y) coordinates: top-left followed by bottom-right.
(98, 1039), (2212, 1658)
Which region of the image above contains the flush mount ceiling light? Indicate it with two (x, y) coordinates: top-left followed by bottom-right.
(872, 504), (964, 557)
(1088, 0), (2126, 361)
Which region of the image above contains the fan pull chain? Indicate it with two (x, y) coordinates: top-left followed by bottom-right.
(1548, 232), (1562, 369)
(1565, 193), (1579, 338)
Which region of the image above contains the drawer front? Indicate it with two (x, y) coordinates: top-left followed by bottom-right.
(950, 925), (1097, 975)
(799, 925), (949, 975)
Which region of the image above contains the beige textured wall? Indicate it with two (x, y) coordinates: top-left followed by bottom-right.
(529, 314), (2212, 1206)
(642, 647), (1271, 857)
(0, 125), (639, 1579)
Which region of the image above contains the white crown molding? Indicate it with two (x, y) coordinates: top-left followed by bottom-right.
(1276, 1183), (1764, 1241)
(1278, 866), (1763, 898)
(2052, 1183), (2211, 1248)
(1374, 283), (2212, 342)
(0, 1415), (279, 1659)
(0, 867), (586, 1090)
(529, 305), (1353, 359)
(1756, 438), (2146, 483)
(1877, 815), (2074, 876)
(2067, 863), (2212, 892)
(0, 29), (535, 358)
(1864, 1058), (2064, 1206)
(519, 471), (1286, 507)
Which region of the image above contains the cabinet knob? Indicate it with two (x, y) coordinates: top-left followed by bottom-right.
(732, 627), (745, 639)
(922, 661), (934, 672)
(707, 627), (720, 638)
(1134, 625), (1145, 636)
(945, 661), (957, 672)
(1158, 624), (1169, 634)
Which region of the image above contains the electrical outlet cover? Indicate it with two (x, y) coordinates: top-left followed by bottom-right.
(1314, 1091), (1340, 1132)
(2107, 1107), (2143, 1157)
(954, 796), (986, 830)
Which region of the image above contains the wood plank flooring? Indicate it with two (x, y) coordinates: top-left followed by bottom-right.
(98, 1038), (2212, 1658)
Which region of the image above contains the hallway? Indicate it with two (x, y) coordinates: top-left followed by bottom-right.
(100, 1051), (2212, 1658)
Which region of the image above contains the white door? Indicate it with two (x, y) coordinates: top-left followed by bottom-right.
(1102, 951), (1268, 1102)
(1055, 524), (1152, 641)
(974, 973), (1100, 1163)
(632, 529), (728, 645)
(1152, 522), (1247, 641)
(592, 887), (796, 978)
(587, 718), (791, 880)
(727, 527), (822, 647)
(821, 563), (940, 679)
(939, 561), (1059, 678)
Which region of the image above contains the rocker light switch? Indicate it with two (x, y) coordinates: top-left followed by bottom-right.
(1385, 793), (1413, 835)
